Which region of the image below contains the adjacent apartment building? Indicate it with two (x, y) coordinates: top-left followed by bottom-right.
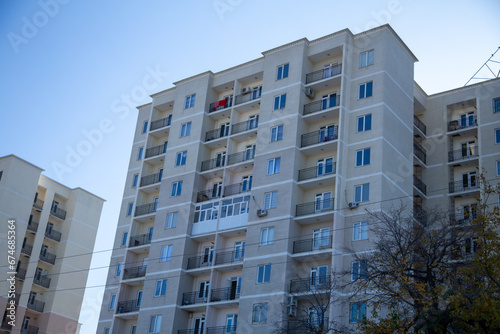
(96, 24), (500, 334)
(0, 155), (105, 334)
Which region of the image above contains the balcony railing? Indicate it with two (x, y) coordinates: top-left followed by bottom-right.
(21, 325), (40, 334)
(231, 119), (258, 135)
(448, 119), (477, 132)
(39, 251), (56, 265)
(290, 275), (332, 293)
(234, 90), (261, 105)
(209, 98), (232, 113)
(27, 299), (45, 313)
(21, 244), (33, 256)
(33, 198), (44, 210)
(187, 255), (213, 270)
(448, 146), (479, 162)
(45, 228), (62, 242)
(50, 207), (66, 220)
(182, 291), (209, 305)
(413, 175), (427, 195)
(205, 127), (228, 142)
(201, 157), (225, 172)
(298, 163), (336, 182)
(16, 268), (27, 280)
(215, 250), (244, 266)
(33, 275), (51, 289)
(178, 330), (197, 334)
(226, 150), (255, 166)
(414, 142), (427, 164)
(210, 287), (240, 302)
(296, 199), (334, 217)
(196, 189), (221, 203)
(207, 326), (237, 334)
(450, 211), (478, 225)
(414, 116), (427, 135)
(449, 180), (479, 194)
(123, 265), (147, 280)
(145, 144), (166, 159)
(150, 116), (171, 131)
(116, 299), (140, 314)
(303, 96), (340, 116)
(140, 172), (162, 187)
(134, 202), (157, 216)
(287, 318), (329, 334)
(129, 233), (151, 247)
(223, 183), (251, 197)
(293, 236), (332, 254)
(27, 221), (39, 233)
(306, 63), (342, 84)
(301, 127), (338, 148)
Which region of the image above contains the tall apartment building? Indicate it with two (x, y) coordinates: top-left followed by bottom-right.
(96, 24), (500, 334)
(0, 155), (105, 334)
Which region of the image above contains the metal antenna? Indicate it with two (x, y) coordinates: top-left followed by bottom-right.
(464, 46), (500, 86)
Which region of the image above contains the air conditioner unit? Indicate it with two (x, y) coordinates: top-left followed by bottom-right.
(348, 202), (358, 209)
(242, 87), (252, 94)
(287, 305), (297, 317)
(305, 88), (315, 99)
(257, 209), (268, 217)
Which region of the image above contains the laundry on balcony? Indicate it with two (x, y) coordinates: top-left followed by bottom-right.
(212, 98), (228, 111)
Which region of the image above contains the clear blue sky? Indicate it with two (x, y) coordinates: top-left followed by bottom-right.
(1, 1), (499, 333)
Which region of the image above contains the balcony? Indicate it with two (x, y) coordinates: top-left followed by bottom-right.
(27, 299), (45, 313)
(45, 228), (62, 242)
(187, 255), (213, 270)
(414, 115), (427, 136)
(39, 251), (56, 265)
(140, 172), (162, 187)
(413, 175), (427, 195)
(298, 163), (336, 182)
(145, 144), (166, 159)
(287, 318), (329, 334)
(21, 325), (40, 334)
(150, 116), (171, 131)
(116, 299), (140, 314)
(450, 211), (478, 225)
(201, 157), (225, 172)
(205, 127), (229, 142)
(234, 90), (261, 106)
(215, 250), (244, 266)
(21, 244), (33, 257)
(413, 142), (427, 164)
(134, 202), (157, 217)
(33, 198), (44, 211)
(209, 98), (232, 113)
(123, 265), (147, 280)
(448, 146), (479, 163)
(223, 183), (251, 197)
(449, 180), (479, 194)
(448, 119), (477, 132)
(33, 275), (51, 289)
(50, 207), (66, 220)
(182, 291), (208, 305)
(300, 127), (338, 148)
(210, 287), (240, 302)
(129, 233), (151, 247)
(296, 199), (334, 217)
(207, 326), (237, 334)
(290, 275), (332, 293)
(303, 96), (340, 116)
(196, 189), (221, 203)
(27, 221), (39, 233)
(231, 119), (258, 136)
(227, 150), (255, 166)
(15, 268), (27, 280)
(305, 63), (342, 84)
(292, 236), (332, 254)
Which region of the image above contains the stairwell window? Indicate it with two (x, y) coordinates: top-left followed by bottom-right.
(185, 94), (196, 109)
(116, 262), (123, 277)
(495, 128), (500, 144)
(351, 260), (368, 281)
(142, 121), (148, 133)
(276, 63), (289, 80)
(166, 212), (177, 228)
(360, 50), (374, 68)
(267, 157), (281, 175)
(260, 227), (275, 245)
(171, 181), (183, 197)
(154, 279), (167, 296)
(127, 203), (133, 216)
(109, 294), (116, 310)
(160, 245), (173, 262)
(180, 122), (191, 137)
(358, 81), (373, 99)
(354, 183), (370, 202)
(494, 97), (500, 113)
(264, 191), (278, 210)
(357, 114), (372, 132)
(355, 148), (371, 167)
(132, 174), (138, 188)
(137, 147), (144, 160)
(121, 232), (128, 247)
(353, 222), (368, 241)
(252, 303), (268, 324)
(176, 151), (187, 166)
(350, 302), (367, 323)
(274, 94), (287, 110)
(149, 315), (162, 333)
(270, 124), (284, 142)
(256, 264), (271, 283)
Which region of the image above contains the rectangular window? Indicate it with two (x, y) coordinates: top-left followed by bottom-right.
(257, 264), (271, 284)
(276, 63), (289, 80)
(264, 191), (278, 210)
(180, 122), (192, 137)
(351, 260), (368, 281)
(127, 203), (134, 216)
(176, 151), (187, 166)
(137, 147), (144, 160)
(260, 227), (275, 246)
(360, 50), (374, 68)
(252, 303), (268, 324)
(354, 184), (370, 202)
(185, 94), (196, 109)
(353, 222), (368, 241)
(154, 279), (167, 296)
(109, 294), (116, 310)
(171, 181), (183, 197)
(496, 129), (500, 144)
(143, 121), (148, 133)
(270, 125), (284, 142)
(116, 262), (123, 277)
(273, 94), (287, 110)
(121, 232), (128, 246)
(355, 148), (371, 166)
(160, 245), (173, 262)
(166, 212), (177, 228)
(350, 302), (367, 323)
(494, 98), (500, 113)
(0, 171), (2, 181)
(358, 81), (373, 99)
(149, 315), (162, 333)
(104, 328), (110, 334)
(132, 174), (139, 188)
(357, 114), (372, 132)
(267, 157), (281, 175)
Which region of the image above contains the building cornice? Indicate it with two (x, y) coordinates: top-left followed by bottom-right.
(427, 77), (500, 98)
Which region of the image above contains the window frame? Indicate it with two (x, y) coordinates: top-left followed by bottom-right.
(353, 222), (368, 241)
(185, 94), (196, 109)
(350, 302), (367, 323)
(264, 191), (278, 210)
(166, 212), (178, 228)
(276, 63), (289, 80)
(142, 121), (148, 134)
(116, 262), (123, 277)
(354, 183), (370, 203)
(109, 294), (116, 310)
(149, 315), (162, 333)
(495, 128), (500, 144)
(493, 97), (500, 113)
(137, 147), (144, 160)
(260, 227), (275, 246)
(355, 148), (371, 167)
(351, 260), (368, 281)
(273, 93), (287, 110)
(175, 151), (187, 166)
(267, 157), (281, 175)
(252, 303), (268, 324)
(360, 50), (374, 68)
(270, 124), (284, 142)
(132, 174), (139, 188)
(160, 245), (173, 262)
(358, 81), (373, 99)
(154, 279), (168, 297)
(127, 202), (134, 216)
(171, 181), (183, 197)
(256, 264), (272, 284)
(121, 232), (128, 247)
(180, 122), (192, 137)
(357, 114), (372, 132)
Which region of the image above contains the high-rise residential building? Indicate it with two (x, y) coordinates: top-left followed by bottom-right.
(96, 24), (500, 334)
(0, 155), (105, 334)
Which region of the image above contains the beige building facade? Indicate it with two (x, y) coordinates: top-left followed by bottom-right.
(0, 155), (105, 334)
(96, 25), (500, 334)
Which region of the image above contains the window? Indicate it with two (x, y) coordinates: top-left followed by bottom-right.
(357, 114), (372, 132)
(264, 191), (278, 210)
(180, 122), (191, 137)
(121, 232), (128, 246)
(166, 212), (177, 228)
(149, 315), (162, 333)
(160, 245), (173, 262)
(494, 98), (500, 113)
(0, 171), (2, 181)
(355, 148), (371, 166)
(353, 222), (368, 241)
(132, 174), (139, 187)
(104, 328), (110, 334)
(242, 175), (253, 192)
(137, 147), (144, 160)
(109, 294), (116, 310)
(176, 151), (187, 166)
(257, 264), (271, 283)
(131, 326), (137, 334)
(276, 63), (289, 80)
(260, 227), (274, 245)
(252, 303), (268, 324)
(171, 181), (183, 197)
(116, 262), (123, 277)
(219, 196), (250, 219)
(267, 157), (281, 175)
(143, 121), (148, 133)
(496, 129), (500, 144)
(185, 94), (196, 109)
(354, 183), (370, 202)
(273, 93), (287, 110)
(270, 125), (283, 142)
(350, 302), (367, 323)
(358, 81), (373, 99)
(351, 260), (368, 281)
(154, 279), (167, 296)
(360, 50), (374, 67)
